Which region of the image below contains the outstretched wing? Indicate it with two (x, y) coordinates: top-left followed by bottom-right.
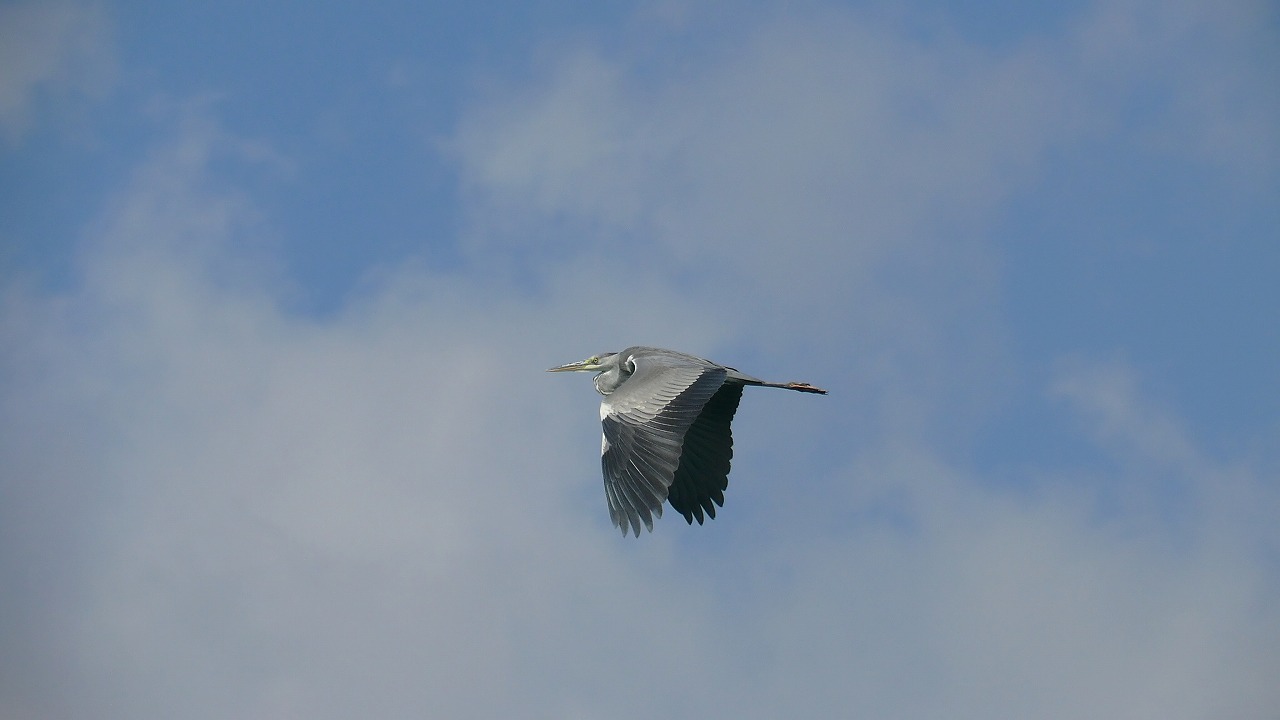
(666, 382), (743, 525)
(600, 353), (727, 536)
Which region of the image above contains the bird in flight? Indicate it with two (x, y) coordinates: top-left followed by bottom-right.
(548, 346), (826, 536)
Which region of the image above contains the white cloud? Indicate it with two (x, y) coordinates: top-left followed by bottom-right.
(0, 114), (744, 718)
(0, 1), (114, 144)
(1075, 0), (1280, 176)
(9, 202), (1276, 717)
(451, 11), (1075, 302)
(449, 10), (1072, 445)
(451, 0), (1279, 347)
(3, 2), (1277, 718)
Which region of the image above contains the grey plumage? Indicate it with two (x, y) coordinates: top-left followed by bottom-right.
(548, 346), (826, 536)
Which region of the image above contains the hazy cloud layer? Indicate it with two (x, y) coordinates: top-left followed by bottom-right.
(2, 1), (1277, 718)
(0, 1), (114, 143)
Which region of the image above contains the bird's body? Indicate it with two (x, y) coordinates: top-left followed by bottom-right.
(548, 346), (826, 536)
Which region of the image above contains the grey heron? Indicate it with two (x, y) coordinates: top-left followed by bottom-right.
(548, 346), (826, 536)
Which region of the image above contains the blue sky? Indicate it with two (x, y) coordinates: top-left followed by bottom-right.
(2, 1), (1278, 717)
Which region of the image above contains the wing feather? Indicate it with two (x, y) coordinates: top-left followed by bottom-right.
(600, 351), (727, 535)
(667, 383), (743, 525)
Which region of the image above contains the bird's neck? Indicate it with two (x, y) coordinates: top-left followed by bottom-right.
(593, 369), (622, 395)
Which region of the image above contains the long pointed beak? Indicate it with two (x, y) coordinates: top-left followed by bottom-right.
(546, 360), (593, 372)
